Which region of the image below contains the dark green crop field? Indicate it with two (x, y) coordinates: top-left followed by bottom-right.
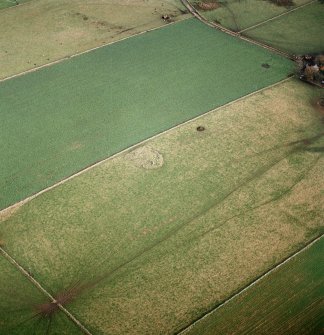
(0, 18), (293, 210)
(245, 2), (324, 54)
(184, 237), (324, 335)
(191, 0), (311, 32)
(0, 0), (30, 10)
(0, 253), (82, 335)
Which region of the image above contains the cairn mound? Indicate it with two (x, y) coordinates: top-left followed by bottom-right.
(126, 146), (164, 170)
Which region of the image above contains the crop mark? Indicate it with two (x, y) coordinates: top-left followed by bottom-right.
(71, 138), (309, 288)
(192, 154), (321, 243)
(0, 247), (93, 335)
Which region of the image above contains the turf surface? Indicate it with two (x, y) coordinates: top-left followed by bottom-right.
(0, 0), (189, 79)
(0, 18), (294, 210)
(184, 237), (324, 335)
(1, 79), (323, 334)
(0, 0), (30, 10)
(189, 0), (312, 31)
(0, 253), (82, 335)
(245, 2), (324, 54)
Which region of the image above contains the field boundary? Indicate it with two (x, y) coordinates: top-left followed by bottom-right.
(176, 233), (324, 334)
(0, 76), (294, 216)
(181, 0), (294, 60)
(0, 17), (191, 83)
(238, 0), (317, 34)
(0, 247), (93, 335)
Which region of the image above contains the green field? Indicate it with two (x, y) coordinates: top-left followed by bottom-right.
(0, 253), (82, 335)
(1, 79), (323, 334)
(245, 2), (324, 54)
(184, 237), (324, 335)
(189, 0), (312, 31)
(0, 0), (30, 10)
(0, 0), (189, 79)
(0, 18), (293, 210)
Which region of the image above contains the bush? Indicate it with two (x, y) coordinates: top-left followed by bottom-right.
(315, 54), (324, 65)
(269, 0), (294, 6)
(194, 1), (220, 10)
(304, 65), (317, 81)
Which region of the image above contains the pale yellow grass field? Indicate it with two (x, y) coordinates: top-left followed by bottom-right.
(0, 79), (323, 334)
(0, 0), (189, 79)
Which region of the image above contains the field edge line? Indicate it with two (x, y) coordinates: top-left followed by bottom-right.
(238, 0), (317, 34)
(0, 17), (191, 83)
(0, 76), (294, 216)
(175, 233), (324, 335)
(182, 0), (294, 60)
(0, 247), (94, 335)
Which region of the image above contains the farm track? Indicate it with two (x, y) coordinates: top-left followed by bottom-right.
(175, 233), (324, 334)
(180, 0), (295, 60)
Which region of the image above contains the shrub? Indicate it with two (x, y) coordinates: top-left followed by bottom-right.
(269, 0), (294, 6)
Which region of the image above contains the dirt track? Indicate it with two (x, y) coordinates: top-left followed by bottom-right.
(180, 0), (295, 60)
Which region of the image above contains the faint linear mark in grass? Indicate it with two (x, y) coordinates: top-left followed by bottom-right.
(190, 154), (322, 243)
(71, 139), (308, 286)
(5, 133), (322, 334)
(61, 133), (324, 291)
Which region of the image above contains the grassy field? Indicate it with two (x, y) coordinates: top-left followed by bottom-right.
(184, 237), (324, 335)
(0, 0), (30, 10)
(0, 18), (293, 210)
(0, 252), (82, 335)
(189, 0), (312, 31)
(245, 2), (324, 54)
(1, 79), (323, 334)
(0, 0), (189, 79)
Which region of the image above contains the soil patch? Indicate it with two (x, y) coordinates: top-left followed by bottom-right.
(195, 2), (220, 10)
(125, 146), (164, 170)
